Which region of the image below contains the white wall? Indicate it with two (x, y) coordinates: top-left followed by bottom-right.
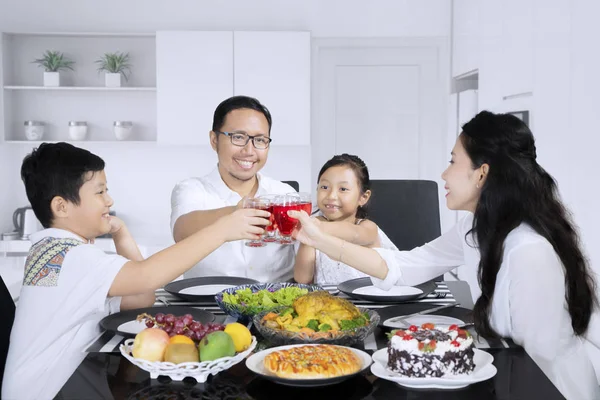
(453, 0), (600, 378)
(0, 0), (450, 37)
(0, 0), (451, 240)
(2, 143), (312, 242)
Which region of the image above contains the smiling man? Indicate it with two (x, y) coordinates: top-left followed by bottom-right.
(170, 96), (296, 281)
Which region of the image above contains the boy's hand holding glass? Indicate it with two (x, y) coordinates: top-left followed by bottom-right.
(216, 207), (270, 243)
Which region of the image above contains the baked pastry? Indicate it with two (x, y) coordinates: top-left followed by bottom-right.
(387, 323), (475, 377)
(264, 344), (362, 379)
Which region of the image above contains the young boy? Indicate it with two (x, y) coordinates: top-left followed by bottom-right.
(1, 143), (270, 400)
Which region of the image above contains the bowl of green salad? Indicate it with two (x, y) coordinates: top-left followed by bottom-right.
(215, 282), (323, 322)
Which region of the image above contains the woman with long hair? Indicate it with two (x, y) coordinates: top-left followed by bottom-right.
(289, 111), (598, 399)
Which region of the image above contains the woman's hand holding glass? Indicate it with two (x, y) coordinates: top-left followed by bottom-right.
(288, 209), (325, 248)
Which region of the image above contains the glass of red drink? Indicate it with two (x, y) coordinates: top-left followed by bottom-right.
(242, 197), (270, 247)
(272, 194), (301, 244)
(257, 194), (278, 242)
(288, 192), (313, 215)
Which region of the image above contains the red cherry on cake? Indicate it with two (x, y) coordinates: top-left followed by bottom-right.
(421, 323), (435, 330)
(418, 342), (425, 350)
(449, 324), (459, 331)
(408, 325), (418, 332)
(394, 330), (406, 337)
(451, 340), (461, 347)
(429, 340), (437, 350)
(402, 334), (414, 341)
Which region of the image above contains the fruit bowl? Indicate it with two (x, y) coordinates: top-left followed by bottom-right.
(253, 309), (380, 346)
(119, 336), (257, 382)
(215, 282), (323, 322)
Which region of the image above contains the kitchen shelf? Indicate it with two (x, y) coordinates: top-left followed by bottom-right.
(4, 86), (156, 91)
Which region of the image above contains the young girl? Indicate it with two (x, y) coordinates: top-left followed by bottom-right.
(294, 154), (397, 285)
(289, 112), (599, 399)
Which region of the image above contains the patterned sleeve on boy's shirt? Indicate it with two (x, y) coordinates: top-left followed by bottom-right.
(23, 237), (84, 287)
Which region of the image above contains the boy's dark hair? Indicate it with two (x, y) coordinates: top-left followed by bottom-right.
(20, 142), (105, 228)
(317, 153), (371, 219)
(212, 95), (273, 134)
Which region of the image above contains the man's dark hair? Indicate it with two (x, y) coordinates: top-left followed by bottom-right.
(212, 95), (272, 134)
(20, 142), (105, 228)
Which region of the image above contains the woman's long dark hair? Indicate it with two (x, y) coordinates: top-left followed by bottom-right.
(463, 111), (597, 338)
(317, 154), (371, 219)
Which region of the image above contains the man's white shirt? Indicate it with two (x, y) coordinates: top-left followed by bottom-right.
(170, 167), (296, 282)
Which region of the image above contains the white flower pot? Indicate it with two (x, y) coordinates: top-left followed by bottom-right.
(105, 73), (121, 87)
(44, 72), (60, 87)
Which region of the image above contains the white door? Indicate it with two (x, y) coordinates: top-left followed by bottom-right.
(312, 39), (451, 230)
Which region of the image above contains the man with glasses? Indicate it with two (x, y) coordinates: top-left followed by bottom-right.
(170, 96), (296, 281)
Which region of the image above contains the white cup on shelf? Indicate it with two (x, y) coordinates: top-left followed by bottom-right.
(113, 121), (133, 141)
(68, 121), (88, 141)
(24, 121), (45, 141)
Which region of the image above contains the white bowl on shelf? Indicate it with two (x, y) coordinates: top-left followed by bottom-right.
(119, 336), (257, 382)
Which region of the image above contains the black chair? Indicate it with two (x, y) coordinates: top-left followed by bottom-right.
(0, 276), (15, 392)
(367, 180), (443, 282)
(282, 180), (299, 192)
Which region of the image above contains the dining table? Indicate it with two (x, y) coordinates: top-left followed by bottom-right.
(55, 281), (566, 400)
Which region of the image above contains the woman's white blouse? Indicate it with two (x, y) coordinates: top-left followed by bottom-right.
(371, 213), (599, 400)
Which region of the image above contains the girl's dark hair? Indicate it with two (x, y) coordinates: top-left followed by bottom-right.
(462, 111), (597, 338)
(317, 154), (370, 219)
(21, 142), (105, 228)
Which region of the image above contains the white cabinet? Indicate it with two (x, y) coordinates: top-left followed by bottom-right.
(156, 31), (310, 146)
(452, 0), (480, 78)
(156, 31), (233, 146)
(234, 32), (310, 146)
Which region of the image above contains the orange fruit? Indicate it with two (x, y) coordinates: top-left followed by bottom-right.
(169, 334), (194, 345)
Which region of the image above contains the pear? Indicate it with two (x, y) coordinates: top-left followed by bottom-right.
(198, 331), (235, 362)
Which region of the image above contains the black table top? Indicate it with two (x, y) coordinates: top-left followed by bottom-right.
(57, 346), (564, 400)
(55, 281), (565, 399)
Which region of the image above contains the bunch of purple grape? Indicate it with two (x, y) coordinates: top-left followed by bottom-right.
(140, 312), (225, 341)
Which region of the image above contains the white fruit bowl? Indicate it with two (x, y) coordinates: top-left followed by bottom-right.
(119, 336), (257, 382)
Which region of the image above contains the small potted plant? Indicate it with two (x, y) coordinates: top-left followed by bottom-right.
(32, 50), (75, 87)
(96, 52), (131, 87)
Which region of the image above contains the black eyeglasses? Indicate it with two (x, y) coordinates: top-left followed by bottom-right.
(215, 131), (272, 149)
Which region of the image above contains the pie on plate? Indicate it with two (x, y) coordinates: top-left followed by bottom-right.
(263, 344), (362, 379)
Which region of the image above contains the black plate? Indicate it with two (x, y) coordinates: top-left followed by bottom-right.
(164, 276), (259, 302)
(337, 277), (436, 303)
(99, 306), (215, 337)
(376, 303), (473, 329)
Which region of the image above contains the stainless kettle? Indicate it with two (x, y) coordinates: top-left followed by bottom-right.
(13, 206), (42, 239)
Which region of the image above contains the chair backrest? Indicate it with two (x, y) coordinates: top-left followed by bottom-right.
(367, 180), (443, 282)
(0, 275), (15, 392)
(282, 180), (299, 192)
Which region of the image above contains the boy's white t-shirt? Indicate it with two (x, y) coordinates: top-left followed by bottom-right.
(2, 228), (127, 400)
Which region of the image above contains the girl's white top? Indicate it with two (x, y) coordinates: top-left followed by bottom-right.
(314, 218), (398, 285)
